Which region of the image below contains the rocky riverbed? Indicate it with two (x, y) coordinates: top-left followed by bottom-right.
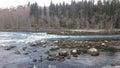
(1, 40), (120, 68)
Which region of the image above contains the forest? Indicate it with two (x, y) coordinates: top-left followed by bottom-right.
(0, 0), (120, 30)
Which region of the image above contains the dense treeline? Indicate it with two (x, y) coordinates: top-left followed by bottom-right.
(0, 0), (120, 30)
(30, 0), (120, 29)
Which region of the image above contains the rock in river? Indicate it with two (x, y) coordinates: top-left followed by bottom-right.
(59, 51), (68, 57)
(54, 40), (59, 44)
(41, 40), (47, 44)
(47, 54), (56, 61)
(87, 48), (100, 56)
(4, 45), (16, 50)
(71, 49), (78, 55)
(14, 50), (20, 54)
(49, 45), (59, 51)
(32, 58), (37, 62)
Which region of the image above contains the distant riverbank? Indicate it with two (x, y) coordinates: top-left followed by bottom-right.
(0, 29), (120, 35)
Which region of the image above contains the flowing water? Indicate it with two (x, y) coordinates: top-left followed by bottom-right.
(0, 32), (120, 68)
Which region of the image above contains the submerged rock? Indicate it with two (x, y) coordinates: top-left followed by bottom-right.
(57, 56), (66, 62)
(4, 45), (16, 50)
(32, 58), (37, 62)
(14, 50), (20, 54)
(47, 54), (56, 61)
(71, 49), (81, 56)
(66, 56), (71, 59)
(54, 41), (59, 44)
(30, 42), (38, 46)
(42, 45), (46, 47)
(101, 43), (105, 46)
(59, 51), (68, 57)
(49, 45), (59, 51)
(41, 40), (47, 44)
(104, 40), (108, 43)
(45, 50), (50, 54)
(23, 52), (29, 55)
(87, 48), (100, 56)
(73, 54), (78, 57)
(22, 46), (27, 51)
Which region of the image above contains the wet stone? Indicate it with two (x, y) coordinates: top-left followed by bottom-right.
(73, 54), (78, 57)
(30, 42), (38, 46)
(54, 40), (59, 44)
(14, 50), (20, 54)
(32, 58), (37, 62)
(4, 45), (16, 50)
(23, 52), (29, 55)
(71, 49), (78, 55)
(87, 48), (100, 56)
(22, 46), (27, 51)
(59, 51), (68, 57)
(42, 45), (46, 47)
(59, 58), (65, 62)
(33, 50), (37, 52)
(57, 56), (65, 62)
(66, 56), (71, 59)
(47, 54), (56, 61)
(49, 45), (59, 51)
(41, 40), (47, 44)
(45, 50), (50, 54)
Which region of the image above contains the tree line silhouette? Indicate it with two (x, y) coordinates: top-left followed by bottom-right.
(0, 0), (120, 30)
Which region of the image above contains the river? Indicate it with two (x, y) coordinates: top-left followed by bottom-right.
(0, 32), (120, 68)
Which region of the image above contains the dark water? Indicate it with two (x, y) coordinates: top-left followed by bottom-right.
(0, 32), (120, 68)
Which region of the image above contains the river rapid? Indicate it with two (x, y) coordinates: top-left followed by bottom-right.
(0, 32), (120, 68)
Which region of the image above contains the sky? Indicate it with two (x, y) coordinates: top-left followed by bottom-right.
(0, 0), (81, 8)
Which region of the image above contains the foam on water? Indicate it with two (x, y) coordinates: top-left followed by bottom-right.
(0, 32), (120, 46)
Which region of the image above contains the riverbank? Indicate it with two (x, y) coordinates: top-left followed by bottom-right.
(0, 29), (120, 35)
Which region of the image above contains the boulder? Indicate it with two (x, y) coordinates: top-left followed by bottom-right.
(59, 51), (68, 57)
(71, 49), (81, 55)
(49, 45), (59, 51)
(87, 48), (100, 56)
(41, 40), (47, 44)
(71, 49), (78, 55)
(101, 43), (105, 46)
(54, 41), (59, 44)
